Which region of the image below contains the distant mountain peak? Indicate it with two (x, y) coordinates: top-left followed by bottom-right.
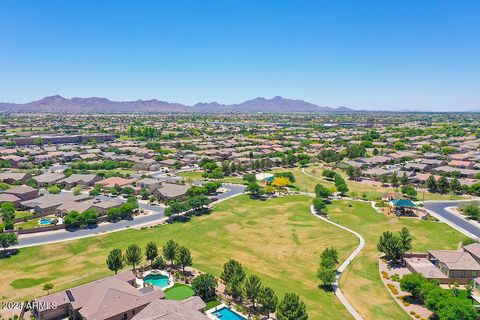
(0, 95), (355, 113)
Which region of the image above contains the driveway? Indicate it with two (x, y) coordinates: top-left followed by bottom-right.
(424, 200), (480, 238)
(15, 183), (245, 248)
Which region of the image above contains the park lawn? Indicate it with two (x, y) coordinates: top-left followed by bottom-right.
(1, 195), (358, 320)
(328, 200), (469, 320)
(303, 165), (469, 201)
(164, 283), (195, 300)
(268, 166), (323, 193)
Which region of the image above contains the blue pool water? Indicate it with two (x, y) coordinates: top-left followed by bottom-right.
(39, 218), (51, 225)
(143, 274), (170, 289)
(213, 307), (247, 320)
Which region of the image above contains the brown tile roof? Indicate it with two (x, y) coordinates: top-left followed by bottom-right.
(429, 250), (480, 271)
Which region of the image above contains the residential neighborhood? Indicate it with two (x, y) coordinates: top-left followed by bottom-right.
(2, 1), (480, 319)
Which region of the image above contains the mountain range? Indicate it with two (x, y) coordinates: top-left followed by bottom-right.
(0, 95), (354, 113)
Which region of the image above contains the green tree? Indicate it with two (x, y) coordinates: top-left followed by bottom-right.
(192, 273), (217, 301)
(275, 293), (308, 320)
(106, 248), (125, 274)
(462, 204), (480, 220)
(43, 283), (54, 294)
(314, 184), (332, 198)
(336, 183), (349, 195)
(163, 239), (179, 265)
(243, 274), (262, 308)
(125, 244), (142, 271)
(320, 247), (339, 269)
(425, 174), (437, 192)
(243, 173), (256, 183)
(246, 182), (263, 198)
(0, 233), (18, 252)
(1, 202), (15, 229)
(401, 186), (417, 199)
(317, 267), (336, 288)
(221, 259), (246, 299)
(437, 176), (450, 194)
(377, 231), (405, 263)
(72, 186), (82, 196)
(400, 172), (409, 186)
(258, 287), (278, 318)
(400, 273), (426, 299)
(449, 178), (461, 193)
(436, 297), (477, 320)
(312, 198), (326, 213)
(399, 227), (412, 252)
(390, 172), (399, 187)
(48, 185), (61, 194)
(145, 241), (159, 267)
(175, 246), (193, 272)
(187, 195), (211, 211)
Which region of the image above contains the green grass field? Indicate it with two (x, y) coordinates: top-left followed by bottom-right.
(164, 283), (195, 300)
(329, 200), (468, 320)
(303, 165), (469, 201)
(1, 195), (357, 320)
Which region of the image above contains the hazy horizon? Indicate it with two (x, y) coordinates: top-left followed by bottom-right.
(1, 1), (479, 112)
(1, 94), (479, 113)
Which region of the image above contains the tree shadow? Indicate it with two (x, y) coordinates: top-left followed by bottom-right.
(0, 249), (19, 259)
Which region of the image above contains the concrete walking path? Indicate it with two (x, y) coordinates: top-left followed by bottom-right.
(309, 205), (365, 320)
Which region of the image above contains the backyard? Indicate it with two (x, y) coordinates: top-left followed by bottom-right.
(1, 195), (358, 320)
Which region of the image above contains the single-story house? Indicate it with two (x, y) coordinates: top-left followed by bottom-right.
(153, 183), (190, 200)
(4, 185), (39, 201)
(0, 172), (32, 184)
(33, 173), (65, 187)
(136, 178), (162, 192)
(59, 174), (102, 188)
(96, 177), (138, 189)
(21, 193), (91, 215)
(0, 193), (21, 207)
(428, 249), (480, 279)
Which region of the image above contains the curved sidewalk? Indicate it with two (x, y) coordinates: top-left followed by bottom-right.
(310, 204), (365, 320)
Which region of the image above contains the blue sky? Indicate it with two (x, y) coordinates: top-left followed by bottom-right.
(1, 0), (479, 111)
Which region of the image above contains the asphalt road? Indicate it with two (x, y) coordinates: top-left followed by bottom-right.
(424, 200), (480, 238)
(16, 183), (245, 248)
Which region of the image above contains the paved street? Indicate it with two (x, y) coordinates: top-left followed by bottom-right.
(424, 200), (480, 238)
(16, 183), (246, 248)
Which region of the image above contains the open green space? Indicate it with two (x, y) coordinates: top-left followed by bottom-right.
(328, 200), (468, 320)
(164, 283), (195, 300)
(303, 165), (469, 201)
(1, 195), (357, 320)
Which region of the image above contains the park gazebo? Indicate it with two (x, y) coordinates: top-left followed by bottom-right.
(389, 198), (418, 216)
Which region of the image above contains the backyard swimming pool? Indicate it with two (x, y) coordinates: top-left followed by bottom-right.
(143, 273), (170, 289)
(212, 307), (247, 320)
(38, 218), (51, 225)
